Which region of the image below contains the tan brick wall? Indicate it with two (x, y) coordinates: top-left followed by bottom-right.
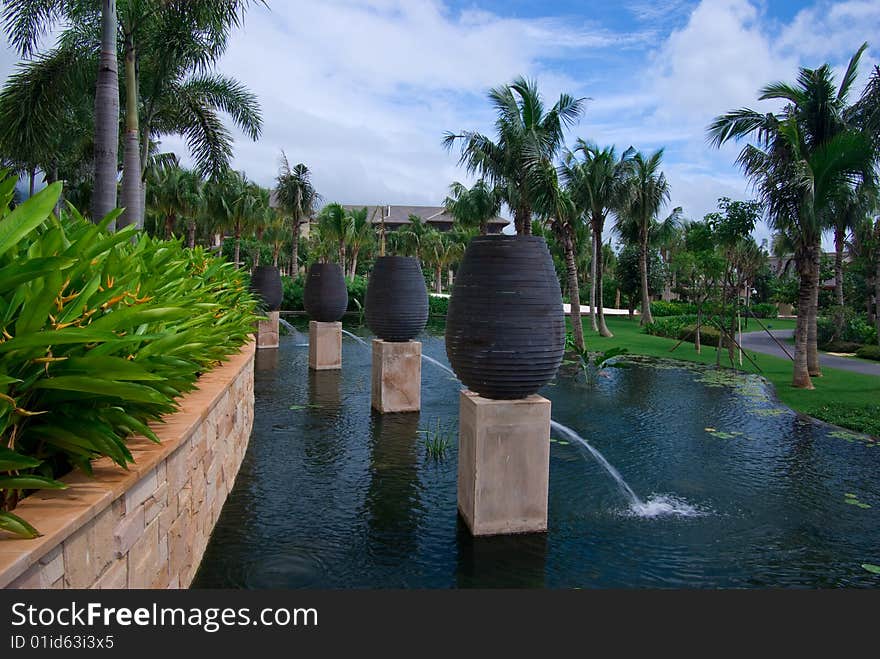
(0, 343), (255, 590)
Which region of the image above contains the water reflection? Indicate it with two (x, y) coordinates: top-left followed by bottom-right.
(308, 369), (342, 411)
(456, 520), (548, 588)
(254, 347), (279, 373)
(362, 412), (424, 564)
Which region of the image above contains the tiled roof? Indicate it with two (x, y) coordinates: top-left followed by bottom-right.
(340, 204), (508, 226)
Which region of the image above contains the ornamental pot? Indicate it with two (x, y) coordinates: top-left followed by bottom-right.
(303, 263), (348, 322)
(445, 235), (564, 399)
(249, 265), (283, 311)
(365, 256), (429, 341)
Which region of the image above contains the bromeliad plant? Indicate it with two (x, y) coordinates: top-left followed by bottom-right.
(0, 175), (258, 538)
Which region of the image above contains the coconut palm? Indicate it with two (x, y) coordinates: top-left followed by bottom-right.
(443, 179), (502, 236)
(708, 44), (876, 387)
(443, 76), (585, 235)
(422, 230), (461, 294)
(274, 155), (319, 276)
(561, 141), (634, 337)
(206, 171), (265, 267)
(393, 214), (431, 259)
(1, 0), (262, 228)
(345, 206), (375, 278)
(317, 203), (352, 271)
(615, 149), (676, 326)
(263, 216), (288, 268)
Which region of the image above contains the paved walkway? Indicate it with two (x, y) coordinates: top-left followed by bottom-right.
(741, 329), (880, 376)
(563, 304), (637, 317)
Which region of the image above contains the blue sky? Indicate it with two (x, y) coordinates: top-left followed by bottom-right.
(2, 0), (878, 246)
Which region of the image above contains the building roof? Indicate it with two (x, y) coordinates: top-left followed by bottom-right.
(340, 204), (509, 227)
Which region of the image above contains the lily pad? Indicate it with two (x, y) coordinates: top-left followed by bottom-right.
(845, 493), (857, 499)
(862, 564), (880, 575)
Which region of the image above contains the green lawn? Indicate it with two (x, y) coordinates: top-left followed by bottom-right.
(575, 315), (880, 438)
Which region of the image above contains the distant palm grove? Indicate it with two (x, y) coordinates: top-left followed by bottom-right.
(1, 0), (878, 391)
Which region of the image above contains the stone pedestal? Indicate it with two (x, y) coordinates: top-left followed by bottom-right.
(371, 339), (421, 413)
(255, 311), (279, 350)
(457, 390), (550, 536)
(309, 321), (342, 370)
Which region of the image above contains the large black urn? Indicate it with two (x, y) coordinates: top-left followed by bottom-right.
(445, 235), (564, 399)
(303, 263), (348, 322)
(249, 265), (283, 311)
(365, 256), (429, 341)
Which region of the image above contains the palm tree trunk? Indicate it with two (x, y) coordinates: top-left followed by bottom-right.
(695, 304), (702, 354)
(615, 288), (621, 309)
(186, 220), (195, 248)
(290, 220), (300, 278)
(92, 0), (119, 225)
(807, 243), (821, 377)
(594, 229), (612, 337)
(434, 265), (442, 294)
(233, 223), (241, 267)
(589, 232), (599, 332)
(639, 234), (653, 325)
(118, 33), (141, 230)
(273, 245), (280, 268)
(448, 268), (454, 289)
(793, 255), (815, 389)
(338, 241), (346, 273)
(563, 230), (585, 351)
(164, 214), (174, 240)
(515, 203), (531, 235)
(480, 219), (488, 236)
(834, 225), (845, 310)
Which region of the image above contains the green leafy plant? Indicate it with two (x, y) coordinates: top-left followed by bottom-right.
(564, 332), (629, 382)
(0, 176), (258, 538)
(421, 418), (453, 460)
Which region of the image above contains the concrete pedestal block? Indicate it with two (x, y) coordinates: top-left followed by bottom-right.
(457, 390), (551, 536)
(309, 321), (342, 370)
(255, 311), (279, 349)
(371, 340), (421, 413)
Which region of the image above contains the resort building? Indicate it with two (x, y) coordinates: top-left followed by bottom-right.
(340, 204), (509, 233)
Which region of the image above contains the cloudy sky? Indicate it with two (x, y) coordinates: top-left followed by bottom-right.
(2, 0), (879, 244)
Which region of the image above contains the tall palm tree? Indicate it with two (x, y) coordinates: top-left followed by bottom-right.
(1, 0), (262, 229)
(561, 140), (634, 337)
(317, 203), (352, 271)
(443, 76), (585, 235)
(443, 179), (502, 236)
(93, 0), (119, 222)
(615, 149), (674, 326)
(709, 44), (876, 387)
(274, 155), (319, 277)
(345, 206), (374, 278)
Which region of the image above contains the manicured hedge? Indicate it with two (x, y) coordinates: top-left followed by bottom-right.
(429, 295), (449, 316)
(856, 345), (880, 361)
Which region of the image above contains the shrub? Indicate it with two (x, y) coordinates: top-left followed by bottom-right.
(429, 295), (449, 316)
(280, 273), (367, 313)
(0, 180), (258, 538)
(643, 315), (727, 347)
(281, 275), (304, 311)
(749, 302), (778, 319)
(817, 314), (878, 347)
(650, 301), (697, 317)
(856, 345), (880, 361)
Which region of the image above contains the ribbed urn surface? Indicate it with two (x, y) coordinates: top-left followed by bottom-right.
(303, 263), (348, 322)
(249, 265), (283, 311)
(365, 256), (428, 342)
(445, 235), (564, 399)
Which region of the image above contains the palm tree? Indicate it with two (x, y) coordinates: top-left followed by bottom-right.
(422, 230), (462, 294)
(93, 0), (119, 222)
(263, 216), (288, 268)
(393, 214), (431, 259)
(443, 76), (585, 235)
(709, 44), (876, 387)
(207, 171), (265, 267)
(443, 180), (502, 235)
(615, 150), (675, 326)
(274, 155), (319, 277)
(1, 0), (262, 228)
(561, 141), (634, 337)
(317, 203), (352, 271)
(345, 207), (375, 278)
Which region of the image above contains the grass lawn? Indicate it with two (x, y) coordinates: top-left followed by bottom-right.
(574, 315), (880, 438)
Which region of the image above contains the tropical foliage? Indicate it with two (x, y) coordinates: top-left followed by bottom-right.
(0, 176), (258, 537)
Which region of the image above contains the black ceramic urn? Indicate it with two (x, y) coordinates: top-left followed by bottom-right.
(303, 263), (348, 322)
(365, 256), (429, 341)
(249, 265), (283, 311)
(445, 235), (564, 399)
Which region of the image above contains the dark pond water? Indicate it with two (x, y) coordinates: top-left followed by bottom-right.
(194, 320), (880, 588)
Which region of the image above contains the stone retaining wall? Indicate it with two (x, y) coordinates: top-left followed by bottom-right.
(0, 342), (255, 589)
